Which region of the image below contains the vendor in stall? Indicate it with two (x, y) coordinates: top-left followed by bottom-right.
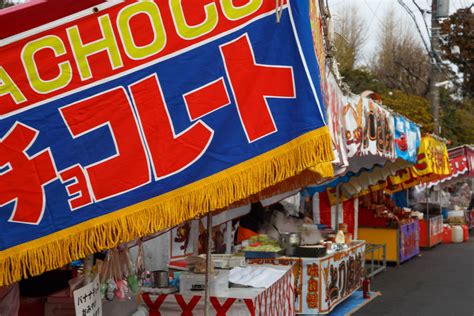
(235, 202), (267, 243)
(236, 192), (315, 243)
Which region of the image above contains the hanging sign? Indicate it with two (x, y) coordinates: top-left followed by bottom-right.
(426, 146), (473, 187)
(342, 96), (395, 160)
(325, 73), (349, 172)
(384, 135), (451, 193)
(73, 275), (102, 316)
(394, 115), (421, 163)
(412, 136), (451, 177)
(0, 0), (333, 285)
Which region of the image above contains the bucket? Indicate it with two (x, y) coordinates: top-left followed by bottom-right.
(451, 225), (463, 243)
(442, 225), (452, 244)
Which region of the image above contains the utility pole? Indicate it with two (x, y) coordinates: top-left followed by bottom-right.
(429, 0), (441, 135)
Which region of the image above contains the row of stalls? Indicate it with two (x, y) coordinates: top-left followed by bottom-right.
(424, 145), (474, 229)
(1, 1), (340, 315)
(310, 134), (473, 266)
(0, 1), (472, 316)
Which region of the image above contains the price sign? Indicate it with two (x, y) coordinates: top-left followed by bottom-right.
(73, 275), (102, 316)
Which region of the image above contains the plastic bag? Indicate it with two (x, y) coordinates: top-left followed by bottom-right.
(135, 239), (146, 287)
(112, 248), (130, 301)
(119, 247), (138, 295)
(100, 250), (116, 301)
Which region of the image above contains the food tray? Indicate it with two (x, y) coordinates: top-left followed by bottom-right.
(243, 250), (282, 259)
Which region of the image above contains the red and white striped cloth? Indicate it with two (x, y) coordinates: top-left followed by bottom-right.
(141, 267), (294, 316)
(312, 192), (358, 238)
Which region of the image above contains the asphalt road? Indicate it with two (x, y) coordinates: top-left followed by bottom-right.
(354, 230), (474, 316)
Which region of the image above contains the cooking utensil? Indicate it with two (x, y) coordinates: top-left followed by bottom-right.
(279, 232), (301, 256)
(152, 270), (169, 288)
(295, 245), (327, 258)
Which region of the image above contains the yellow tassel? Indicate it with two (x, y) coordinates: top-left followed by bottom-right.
(0, 127), (334, 286)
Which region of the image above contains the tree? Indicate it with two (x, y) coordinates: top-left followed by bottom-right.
(333, 5), (367, 73)
(338, 67), (385, 95)
(440, 7), (474, 98)
(371, 9), (430, 97)
(380, 90), (434, 133)
(0, 0), (14, 9)
(440, 87), (474, 147)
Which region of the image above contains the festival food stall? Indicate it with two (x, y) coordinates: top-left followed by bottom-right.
(357, 190), (420, 264)
(0, 1), (337, 315)
(425, 145), (474, 229)
(426, 145), (474, 189)
(247, 241), (365, 315)
(354, 117), (422, 264)
(306, 109), (424, 264)
(139, 265), (295, 316)
(384, 135), (451, 248)
(308, 99), (422, 239)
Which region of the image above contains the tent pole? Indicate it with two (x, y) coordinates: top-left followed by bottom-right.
(335, 184), (340, 231)
(426, 187), (430, 246)
(84, 254), (94, 284)
(204, 212), (212, 316)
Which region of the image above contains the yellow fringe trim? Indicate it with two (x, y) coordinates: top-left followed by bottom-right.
(0, 127), (333, 286)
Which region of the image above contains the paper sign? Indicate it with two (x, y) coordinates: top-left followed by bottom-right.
(229, 266), (287, 289)
(73, 275), (102, 316)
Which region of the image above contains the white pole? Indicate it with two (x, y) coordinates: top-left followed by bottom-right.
(225, 221), (232, 254)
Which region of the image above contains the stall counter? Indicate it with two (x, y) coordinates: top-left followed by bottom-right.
(470, 210), (474, 229)
(358, 221), (419, 264)
(248, 241), (365, 315)
(419, 215), (443, 247)
(139, 265), (293, 315)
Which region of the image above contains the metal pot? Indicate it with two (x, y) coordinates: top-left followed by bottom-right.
(279, 232), (301, 256)
(152, 270), (169, 288)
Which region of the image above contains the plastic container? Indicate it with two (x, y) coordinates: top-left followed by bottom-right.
(442, 225), (452, 244)
(179, 270), (229, 296)
(447, 210), (464, 218)
(441, 208), (449, 220)
(451, 225), (463, 243)
(461, 224), (469, 242)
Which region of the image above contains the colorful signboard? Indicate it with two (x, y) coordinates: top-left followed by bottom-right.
(426, 145), (474, 188)
(384, 135), (451, 193)
(412, 135), (451, 178)
(343, 96), (395, 160)
(399, 221), (420, 263)
(302, 242), (365, 314)
(325, 73), (349, 173)
(0, 0), (333, 285)
(394, 115), (421, 163)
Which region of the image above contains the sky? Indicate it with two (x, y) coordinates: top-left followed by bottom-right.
(8, 0), (472, 63)
(327, 0), (472, 65)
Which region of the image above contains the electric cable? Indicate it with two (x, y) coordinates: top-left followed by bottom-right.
(411, 0), (431, 38)
(397, 0), (434, 64)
